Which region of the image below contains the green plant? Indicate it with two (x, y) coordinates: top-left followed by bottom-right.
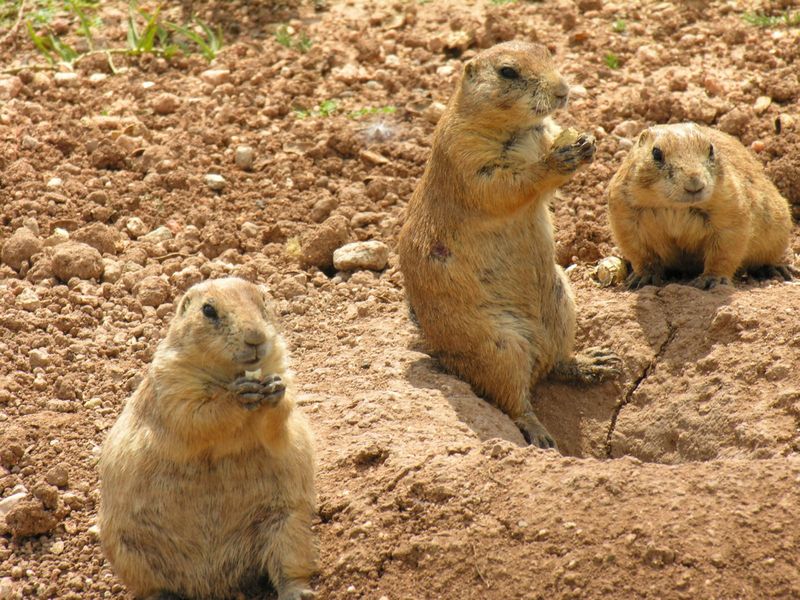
(603, 52), (621, 69)
(295, 99), (339, 119)
(16, 0), (223, 71)
(742, 10), (800, 27)
(348, 106), (397, 119)
(612, 18), (626, 33)
(275, 24), (312, 53)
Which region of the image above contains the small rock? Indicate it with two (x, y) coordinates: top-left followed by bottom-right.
(21, 136), (39, 150)
(102, 259), (122, 283)
(47, 176), (63, 188)
(0, 492), (28, 519)
(44, 228), (70, 247)
(72, 223), (119, 255)
(45, 464), (69, 488)
(0, 76), (23, 100)
(200, 69), (231, 86)
(0, 576), (19, 599)
(423, 101), (447, 124)
(135, 275), (172, 307)
(89, 72), (107, 84)
(235, 145), (255, 170)
(29, 349), (50, 368)
(50, 540), (65, 555)
(17, 288), (41, 311)
(5, 499), (59, 538)
(333, 241), (390, 271)
(87, 524), (101, 540)
(205, 173), (226, 192)
(52, 242), (104, 282)
(32, 482), (59, 510)
(2, 227), (43, 271)
(612, 120), (643, 139)
(151, 92), (181, 115)
(300, 215), (350, 270)
(754, 96), (772, 115)
(53, 72), (79, 87)
(359, 149), (389, 165)
(125, 217), (149, 239)
(140, 226), (173, 244)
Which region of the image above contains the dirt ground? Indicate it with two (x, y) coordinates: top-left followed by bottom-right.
(1, 0), (799, 598)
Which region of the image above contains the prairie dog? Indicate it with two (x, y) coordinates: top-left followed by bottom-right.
(608, 122), (795, 289)
(398, 41), (620, 449)
(99, 277), (316, 600)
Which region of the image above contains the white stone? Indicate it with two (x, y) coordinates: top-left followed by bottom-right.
(140, 226), (173, 243)
(235, 145), (255, 170)
(125, 217), (148, 239)
(47, 177), (63, 188)
(29, 348), (50, 368)
(205, 173), (226, 191)
(54, 72), (79, 87)
(333, 241), (390, 272)
(754, 96), (772, 115)
(17, 289), (41, 311)
(0, 492), (27, 518)
(200, 69), (231, 86)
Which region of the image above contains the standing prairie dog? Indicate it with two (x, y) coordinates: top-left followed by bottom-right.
(398, 41), (621, 449)
(99, 277), (316, 600)
(608, 123), (795, 289)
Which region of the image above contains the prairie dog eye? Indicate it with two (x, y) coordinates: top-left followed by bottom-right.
(652, 147), (664, 163)
(202, 303), (219, 320)
(499, 66), (520, 80)
(708, 144), (715, 160)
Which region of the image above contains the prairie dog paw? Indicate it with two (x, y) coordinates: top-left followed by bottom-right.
(514, 413), (557, 450)
(551, 133), (596, 172)
(230, 374), (286, 410)
(689, 274), (731, 290)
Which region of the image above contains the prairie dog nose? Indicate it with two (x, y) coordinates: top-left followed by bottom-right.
(553, 80), (570, 99)
(244, 327), (267, 347)
(684, 176), (705, 194)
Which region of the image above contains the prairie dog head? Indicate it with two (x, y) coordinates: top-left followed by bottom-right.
(457, 41), (570, 127)
(162, 277), (286, 380)
(627, 123), (719, 206)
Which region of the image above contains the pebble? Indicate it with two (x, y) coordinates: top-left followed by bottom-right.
(1, 227), (43, 271)
(45, 464), (69, 488)
(53, 72), (79, 87)
(301, 215), (350, 270)
(52, 242), (104, 282)
(87, 524), (101, 540)
(423, 101), (446, 124)
(50, 540), (65, 555)
(21, 136), (38, 150)
(200, 69), (231, 86)
(17, 288), (41, 312)
(44, 228), (70, 247)
(753, 96), (771, 115)
(89, 72), (107, 84)
(102, 259), (122, 283)
(140, 226), (173, 244)
(0, 576), (19, 599)
(5, 500), (59, 538)
(205, 173), (226, 191)
(235, 145), (255, 170)
(333, 241), (390, 271)
(151, 92), (181, 115)
(125, 217), (149, 239)
(46, 177), (63, 188)
(0, 492), (28, 519)
(135, 275), (172, 307)
(28, 349), (50, 368)
(0, 76), (22, 100)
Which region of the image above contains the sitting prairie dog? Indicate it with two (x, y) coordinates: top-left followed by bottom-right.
(608, 123), (795, 289)
(99, 277), (316, 600)
(398, 41), (621, 449)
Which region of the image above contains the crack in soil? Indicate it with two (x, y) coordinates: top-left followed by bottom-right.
(605, 293), (677, 458)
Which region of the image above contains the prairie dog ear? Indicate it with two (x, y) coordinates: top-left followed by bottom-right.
(636, 129), (652, 146)
(178, 291), (193, 315)
(463, 60), (477, 80)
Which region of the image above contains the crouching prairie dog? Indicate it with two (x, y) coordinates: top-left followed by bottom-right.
(398, 41), (621, 449)
(99, 277), (316, 600)
(608, 123), (796, 289)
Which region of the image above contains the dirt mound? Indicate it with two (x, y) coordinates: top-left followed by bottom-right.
(0, 0), (798, 598)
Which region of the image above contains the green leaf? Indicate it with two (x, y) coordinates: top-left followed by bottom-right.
(26, 20), (55, 64)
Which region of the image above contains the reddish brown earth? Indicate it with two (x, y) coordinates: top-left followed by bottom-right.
(1, 1), (799, 599)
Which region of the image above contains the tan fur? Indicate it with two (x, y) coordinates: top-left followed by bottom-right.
(99, 278), (316, 600)
(608, 123), (794, 289)
(398, 41), (620, 449)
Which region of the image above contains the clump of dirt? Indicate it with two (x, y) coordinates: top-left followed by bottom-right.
(0, 0), (798, 599)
